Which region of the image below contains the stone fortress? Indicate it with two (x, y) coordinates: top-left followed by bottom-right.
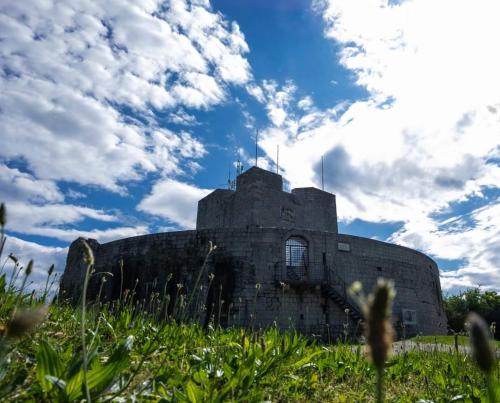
(60, 166), (447, 337)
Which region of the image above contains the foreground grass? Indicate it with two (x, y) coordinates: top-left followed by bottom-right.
(411, 335), (500, 349)
(0, 208), (498, 402)
(1, 288), (499, 402)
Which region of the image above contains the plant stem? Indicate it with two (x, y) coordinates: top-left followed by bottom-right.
(376, 367), (384, 403)
(487, 374), (496, 403)
(81, 259), (93, 403)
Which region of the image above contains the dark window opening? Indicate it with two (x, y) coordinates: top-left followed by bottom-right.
(286, 236), (308, 268)
(377, 266), (382, 271)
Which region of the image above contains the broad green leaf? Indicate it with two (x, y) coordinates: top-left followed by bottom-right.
(86, 335), (134, 398)
(291, 350), (323, 369)
(45, 375), (66, 390)
(185, 380), (202, 403)
(36, 339), (64, 393)
(64, 348), (98, 401)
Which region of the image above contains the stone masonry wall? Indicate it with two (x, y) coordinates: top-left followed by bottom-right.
(334, 234), (447, 335)
(60, 227), (447, 337)
(196, 167), (338, 233)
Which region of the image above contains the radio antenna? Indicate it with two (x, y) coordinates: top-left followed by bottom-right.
(321, 155), (324, 191)
(255, 130), (259, 167)
(276, 145), (279, 174)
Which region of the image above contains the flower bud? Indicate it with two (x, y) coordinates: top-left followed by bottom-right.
(0, 203), (6, 228)
(25, 260), (33, 276)
(365, 279), (396, 371)
(468, 312), (495, 374)
(6, 306), (48, 339)
(81, 240), (94, 266)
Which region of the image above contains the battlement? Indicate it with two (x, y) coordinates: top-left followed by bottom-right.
(196, 167), (338, 232)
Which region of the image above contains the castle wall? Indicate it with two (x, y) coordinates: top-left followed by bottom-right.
(334, 234), (447, 335)
(197, 167), (338, 233)
(60, 227), (446, 337)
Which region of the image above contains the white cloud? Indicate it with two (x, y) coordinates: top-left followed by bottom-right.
(0, 0), (250, 258)
(391, 200), (500, 292)
(2, 236), (68, 292)
(29, 225), (150, 244)
(0, 165), (63, 204)
(1, 164), (147, 243)
(252, 0), (500, 290)
(0, 0), (251, 191)
(297, 96), (313, 111)
(138, 179), (211, 228)
(168, 109), (199, 126)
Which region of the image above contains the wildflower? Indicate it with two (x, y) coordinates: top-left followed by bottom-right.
(176, 283), (183, 290)
(353, 278), (396, 403)
(25, 260), (33, 277)
(255, 283), (261, 290)
(0, 203), (6, 228)
(364, 279), (395, 370)
(81, 240), (94, 266)
(490, 321), (496, 337)
(8, 253), (18, 264)
(5, 306), (48, 339)
(208, 240), (217, 253)
(468, 312), (495, 375)
(350, 281), (362, 294)
(208, 273), (215, 281)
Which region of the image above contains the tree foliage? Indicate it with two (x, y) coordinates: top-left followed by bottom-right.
(444, 288), (500, 338)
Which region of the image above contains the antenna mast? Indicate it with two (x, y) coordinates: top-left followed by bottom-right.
(276, 145), (279, 174)
(321, 155), (324, 191)
(255, 130), (258, 167)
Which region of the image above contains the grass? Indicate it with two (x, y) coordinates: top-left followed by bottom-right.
(0, 300), (497, 402)
(411, 335), (500, 348)
(1, 272), (499, 401)
(1, 205), (499, 402)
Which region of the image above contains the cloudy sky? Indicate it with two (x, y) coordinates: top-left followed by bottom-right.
(1, 0), (499, 293)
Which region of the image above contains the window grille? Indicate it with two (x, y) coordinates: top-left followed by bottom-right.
(285, 237), (308, 273)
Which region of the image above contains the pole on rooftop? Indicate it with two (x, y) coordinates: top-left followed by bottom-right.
(321, 156), (324, 191)
(255, 130), (258, 167)
(276, 145), (279, 174)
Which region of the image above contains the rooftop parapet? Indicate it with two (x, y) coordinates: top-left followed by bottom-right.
(236, 166), (283, 192)
(196, 166), (338, 232)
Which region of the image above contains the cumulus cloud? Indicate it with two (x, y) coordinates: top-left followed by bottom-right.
(0, 165), (146, 243)
(252, 0), (500, 290)
(138, 179), (211, 229)
(0, 0), (250, 191)
(0, 0), (252, 264)
(391, 200), (500, 293)
(2, 236), (68, 293)
(0, 165), (63, 204)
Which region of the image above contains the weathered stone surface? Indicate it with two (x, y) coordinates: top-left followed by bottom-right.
(60, 167), (447, 337)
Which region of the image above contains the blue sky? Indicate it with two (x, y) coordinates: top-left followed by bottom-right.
(1, 0), (499, 293)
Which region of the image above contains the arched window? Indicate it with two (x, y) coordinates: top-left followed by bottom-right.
(285, 236), (308, 269)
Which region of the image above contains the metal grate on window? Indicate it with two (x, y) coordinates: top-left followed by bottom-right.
(286, 237), (308, 269)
